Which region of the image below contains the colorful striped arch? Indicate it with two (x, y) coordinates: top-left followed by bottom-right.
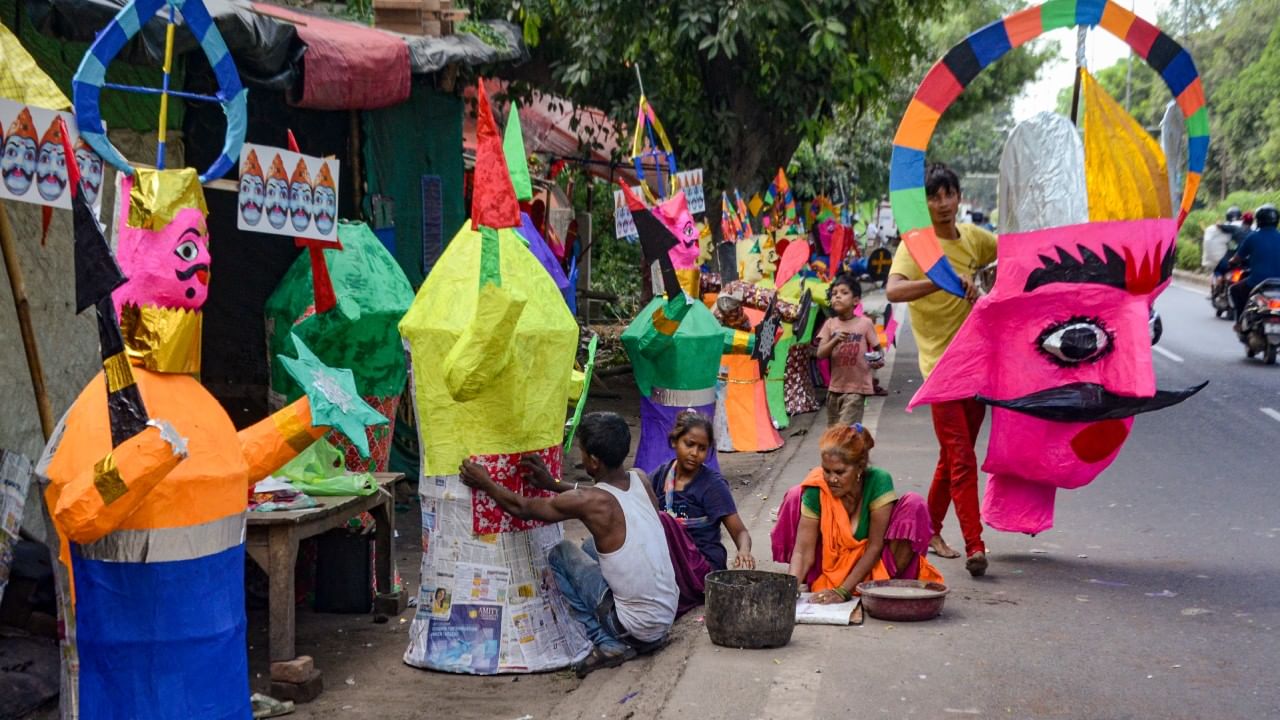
(889, 0), (1208, 297)
(72, 0), (247, 184)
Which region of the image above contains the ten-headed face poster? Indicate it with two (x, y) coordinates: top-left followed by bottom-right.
(237, 143), (339, 242)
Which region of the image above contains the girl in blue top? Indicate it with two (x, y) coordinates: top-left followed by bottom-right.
(651, 412), (755, 572)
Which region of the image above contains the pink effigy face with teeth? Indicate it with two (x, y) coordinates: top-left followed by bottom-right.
(910, 217), (1203, 534)
(112, 175), (212, 314)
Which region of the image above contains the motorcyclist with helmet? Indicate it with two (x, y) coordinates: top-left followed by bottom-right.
(1228, 204), (1280, 328)
(1204, 206), (1246, 276)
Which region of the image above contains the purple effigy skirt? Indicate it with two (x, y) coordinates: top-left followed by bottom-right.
(635, 394), (720, 475)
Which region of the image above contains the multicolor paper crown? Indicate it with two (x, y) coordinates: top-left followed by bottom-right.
(268, 153), (287, 182)
(290, 157), (311, 186)
(7, 107), (36, 143)
(315, 161), (335, 190)
(888, 0), (1208, 297)
(242, 148), (263, 178)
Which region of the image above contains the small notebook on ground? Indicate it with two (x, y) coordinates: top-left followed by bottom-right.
(795, 593), (863, 626)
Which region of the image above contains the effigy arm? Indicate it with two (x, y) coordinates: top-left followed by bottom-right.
(239, 397), (329, 484)
(53, 422), (186, 544)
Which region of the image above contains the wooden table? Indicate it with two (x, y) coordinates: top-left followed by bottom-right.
(246, 471), (406, 662)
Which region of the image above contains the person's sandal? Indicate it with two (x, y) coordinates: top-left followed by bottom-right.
(574, 645), (637, 678)
(966, 551), (988, 577)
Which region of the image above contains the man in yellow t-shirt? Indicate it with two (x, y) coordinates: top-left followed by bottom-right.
(886, 163), (996, 577)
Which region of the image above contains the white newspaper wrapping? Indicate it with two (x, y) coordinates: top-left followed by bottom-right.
(0, 450), (33, 605)
(404, 472), (591, 673)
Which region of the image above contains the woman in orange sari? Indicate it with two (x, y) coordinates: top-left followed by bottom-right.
(782, 424), (943, 603)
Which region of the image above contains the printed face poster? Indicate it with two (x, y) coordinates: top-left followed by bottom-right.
(614, 188), (639, 242)
(673, 168), (705, 216)
(236, 142), (339, 242)
(0, 98), (103, 211)
(425, 603), (502, 675)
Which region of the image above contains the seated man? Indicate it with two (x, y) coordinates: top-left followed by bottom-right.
(460, 412), (678, 677)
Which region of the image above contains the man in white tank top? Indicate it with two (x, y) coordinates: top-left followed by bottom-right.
(461, 412), (678, 677)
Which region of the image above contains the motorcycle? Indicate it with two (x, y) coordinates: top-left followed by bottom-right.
(1235, 278), (1280, 365)
(1211, 267), (1244, 319)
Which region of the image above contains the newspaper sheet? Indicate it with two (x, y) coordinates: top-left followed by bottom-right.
(405, 470), (591, 673)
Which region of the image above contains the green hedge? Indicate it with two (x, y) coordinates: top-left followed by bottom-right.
(1177, 189), (1280, 270)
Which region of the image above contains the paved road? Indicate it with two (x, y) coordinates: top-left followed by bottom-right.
(561, 283), (1279, 720)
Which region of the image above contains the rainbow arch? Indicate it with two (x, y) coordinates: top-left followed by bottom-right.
(889, 0), (1208, 297)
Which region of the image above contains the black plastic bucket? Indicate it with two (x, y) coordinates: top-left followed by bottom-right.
(704, 570), (797, 649)
(314, 529), (372, 613)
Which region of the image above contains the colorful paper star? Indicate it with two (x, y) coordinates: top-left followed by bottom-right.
(279, 334), (387, 458)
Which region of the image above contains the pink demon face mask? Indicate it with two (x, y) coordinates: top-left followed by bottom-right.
(653, 190), (700, 271)
(816, 218), (837, 254)
(911, 218), (1204, 534)
(112, 175), (212, 314)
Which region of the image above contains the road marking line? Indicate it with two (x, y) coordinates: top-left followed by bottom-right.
(1262, 408), (1280, 424)
(1153, 346), (1184, 363)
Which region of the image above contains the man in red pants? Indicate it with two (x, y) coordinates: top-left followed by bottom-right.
(885, 163), (997, 577)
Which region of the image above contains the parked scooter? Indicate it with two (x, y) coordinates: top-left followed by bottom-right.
(1210, 267), (1244, 319)
(1235, 278), (1280, 365)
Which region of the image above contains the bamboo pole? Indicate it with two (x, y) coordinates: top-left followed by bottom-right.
(0, 200), (54, 440)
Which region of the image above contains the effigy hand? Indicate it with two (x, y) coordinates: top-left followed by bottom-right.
(280, 333), (388, 459)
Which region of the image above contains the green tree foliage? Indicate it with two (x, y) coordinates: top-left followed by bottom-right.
(471, 0), (956, 192)
(789, 0), (1054, 203)
(1212, 19), (1280, 191)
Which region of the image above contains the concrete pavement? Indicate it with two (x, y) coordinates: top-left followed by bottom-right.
(553, 283), (1280, 719)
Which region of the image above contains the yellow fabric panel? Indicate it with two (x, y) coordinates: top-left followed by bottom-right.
(399, 224), (578, 476)
(1083, 69), (1172, 222)
(0, 23), (69, 109)
(442, 282), (527, 402)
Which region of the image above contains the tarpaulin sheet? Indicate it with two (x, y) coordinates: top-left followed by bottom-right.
(253, 3), (410, 110)
(26, 0), (525, 97)
(463, 82), (628, 183)
(363, 82), (465, 288)
(26, 0), (300, 90)
(401, 20), (527, 75)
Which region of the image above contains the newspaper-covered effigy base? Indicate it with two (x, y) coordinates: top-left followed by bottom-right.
(404, 468), (591, 674)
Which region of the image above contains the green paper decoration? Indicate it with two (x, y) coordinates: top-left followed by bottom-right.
(265, 221), (415, 401)
(280, 335), (390, 459)
(621, 296), (725, 397)
(504, 102), (533, 203)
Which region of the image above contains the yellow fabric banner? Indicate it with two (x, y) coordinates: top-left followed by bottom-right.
(1083, 69), (1172, 222)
